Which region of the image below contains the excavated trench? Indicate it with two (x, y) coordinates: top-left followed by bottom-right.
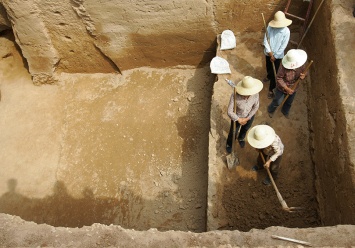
(0, 28), (322, 233)
(0, 0), (354, 241)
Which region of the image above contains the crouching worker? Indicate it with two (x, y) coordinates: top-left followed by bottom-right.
(247, 125), (284, 185)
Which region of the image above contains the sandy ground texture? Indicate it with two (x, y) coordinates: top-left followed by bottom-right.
(0, 31), (214, 232)
(0, 214), (355, 247)
(207, 33), (320, 231)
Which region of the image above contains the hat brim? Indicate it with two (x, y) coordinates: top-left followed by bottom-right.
(235, 78), (263, 96)
(282, 50), (308, 69)
(247, 125), (276, 149)
(269, 19), (292, 28)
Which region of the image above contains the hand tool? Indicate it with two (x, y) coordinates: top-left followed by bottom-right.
(260, 151), (302, 212)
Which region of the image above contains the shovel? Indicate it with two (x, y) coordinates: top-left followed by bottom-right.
(226, 85), (240, 170)
(260, 152), (302, 212)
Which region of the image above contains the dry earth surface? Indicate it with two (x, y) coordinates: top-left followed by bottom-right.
(1, 214), (355, 247)
(0, 0), (354, 246)
(208, 34), (320, 232)
(1, 28), (353, 248)
(0, 31), (214, 232)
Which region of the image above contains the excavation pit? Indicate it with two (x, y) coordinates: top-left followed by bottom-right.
(0, 0), (354, 246)
(207, 34), (319, 231)
(0, 31), (214, 231)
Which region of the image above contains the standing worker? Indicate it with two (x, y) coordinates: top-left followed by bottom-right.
(226, 76), (263, 153)
(247, 125), (284, 185)
(267, 49), (308, 118)
(263, 11), (292, 99)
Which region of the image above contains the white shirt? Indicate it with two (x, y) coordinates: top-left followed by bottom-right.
(262, 134), (284, 162)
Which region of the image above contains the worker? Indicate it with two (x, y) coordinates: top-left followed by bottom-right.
(267, 49), (308, 118)
(247, 125), (284, 185)
(263, 11), (292, 99)
(226, 76), (263, 153)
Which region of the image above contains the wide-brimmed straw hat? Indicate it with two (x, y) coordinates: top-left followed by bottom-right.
(282, 49), (308, 69)
(247, 125), (276, 149)
(235, 76), (263, 96)
(269, 11), (292, 28)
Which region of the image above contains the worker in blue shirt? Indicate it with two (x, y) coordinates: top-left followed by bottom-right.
(263, 11), (292, 99)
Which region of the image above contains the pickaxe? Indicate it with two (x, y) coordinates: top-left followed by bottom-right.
(259, 151), (302, 212)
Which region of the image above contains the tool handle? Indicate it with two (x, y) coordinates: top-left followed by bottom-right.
(290, 60), (313, 91)
(272, 235), (312, 246)
(280, 60), (313, 108)
(231, 87), (237, 152)
(259, 152), (289, 209)
(262, 13), (277, 80)
(297, 0), (325, 48)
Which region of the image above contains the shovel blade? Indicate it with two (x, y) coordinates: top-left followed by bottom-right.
(227, 153), (239, 170)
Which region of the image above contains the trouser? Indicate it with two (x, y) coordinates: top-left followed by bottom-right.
(267, 88), (297, 116)
(226, 115), (255, 147)
(265, 56), (281, 92)
(256, 151), (282, 180)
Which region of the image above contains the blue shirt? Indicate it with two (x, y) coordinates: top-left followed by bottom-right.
(263, 26), (290, 59)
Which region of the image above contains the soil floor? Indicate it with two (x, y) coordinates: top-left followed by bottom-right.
(0, 29), (321, 235)
(0, 31), (214, 232)
(208, 33), (320, 231)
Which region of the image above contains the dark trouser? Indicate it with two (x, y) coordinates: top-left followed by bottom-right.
(267, 88), (297, 116)
(265, 55), (281, 92)
(226, 115), (255, 148)
(256, 151), (282, 180)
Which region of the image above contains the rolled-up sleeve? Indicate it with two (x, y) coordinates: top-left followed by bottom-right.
(270, 135), (284, 161)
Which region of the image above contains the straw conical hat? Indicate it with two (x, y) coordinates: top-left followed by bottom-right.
(247, 125), (276, 149)
(269, 11), (292, 28)
(235, 76), (263, 96)
(282, 49), (307, 69)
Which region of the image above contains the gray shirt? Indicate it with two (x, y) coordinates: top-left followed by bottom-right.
(227, 92), (259, 121)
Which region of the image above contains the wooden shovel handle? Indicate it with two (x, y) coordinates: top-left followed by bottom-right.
(231, 87), (237, 152)
(290, 60), (313, 91)
(262, 13), (277, 80)
(280, 60), (313, 108)
(259, 151), (289, 209)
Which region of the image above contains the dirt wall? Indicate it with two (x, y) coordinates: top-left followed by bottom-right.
(0, 0), (304, 84)
(0, 214), (354, 247)
(304, 0), (355, 225)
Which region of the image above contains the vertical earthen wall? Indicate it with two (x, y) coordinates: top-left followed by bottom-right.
(305, 0), (355, 225)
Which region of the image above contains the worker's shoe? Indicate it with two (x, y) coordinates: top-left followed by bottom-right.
(251, 165), (262, 171)
(226, 145), (232, 154)
(268, 111), (274, 118)
(267, 91), (274, 99)
(263, 177), (271, 185)
(262, 77), (270, 83)
(281, 111), (289, 119)
(238, 140), (245, 148)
